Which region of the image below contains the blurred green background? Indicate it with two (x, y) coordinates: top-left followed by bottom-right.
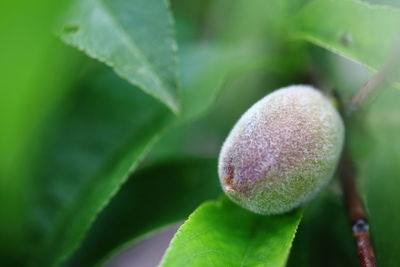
(1, 0), (399, 266)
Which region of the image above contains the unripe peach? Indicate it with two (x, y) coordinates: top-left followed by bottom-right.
(218, 85), (344, 214)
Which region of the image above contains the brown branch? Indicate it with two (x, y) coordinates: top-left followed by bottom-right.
(338, 149), (376, 267)
(335, 84), (378, 266)
(336, 39), (400, 266)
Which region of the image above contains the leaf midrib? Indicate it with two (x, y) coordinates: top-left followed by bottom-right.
(97, 0), (177, 110)
(239, 217), (262, 267)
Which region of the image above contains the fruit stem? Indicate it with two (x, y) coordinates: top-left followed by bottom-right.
(338, 148), (376, 267)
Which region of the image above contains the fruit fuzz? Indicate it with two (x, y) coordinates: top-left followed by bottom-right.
(218, 85), (344, 215)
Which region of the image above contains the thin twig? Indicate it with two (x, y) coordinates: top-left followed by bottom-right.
(348, 39), (400, 115)
(336, 87), (377, 266)
(338, 149), (376, 267)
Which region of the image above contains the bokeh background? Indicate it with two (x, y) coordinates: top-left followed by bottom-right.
(1, 0), (399, 266)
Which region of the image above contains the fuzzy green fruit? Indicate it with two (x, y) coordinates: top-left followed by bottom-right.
(218, 85), (344, 215)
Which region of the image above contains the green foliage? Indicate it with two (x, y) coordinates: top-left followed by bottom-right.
(160, 197), (302, 267)
(1, 0), (400, 266)
(60, 0), (180, 112)
(178, 44), (231, 122)
(30, 67), (173, 267)
(296, 0), (400, 75)
(65, 158), (221, 266)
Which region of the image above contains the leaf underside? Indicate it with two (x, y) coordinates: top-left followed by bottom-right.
(296, 0), (400, 79)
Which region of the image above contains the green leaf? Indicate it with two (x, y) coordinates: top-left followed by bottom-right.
(179, 44), (230, 122)
(177, 43), (267, 122)
(363, 0), (400, 8)
(64, 158), (221, 266)
(60, 0), (180, 113)
(358, 87), (400, 266)
(144, 43), (254, 163)
(160, 197), (302, 267)
(29, 66), (173, 267)
(296, 0), (400, 76)
(31, 40), (235, 267)
(209, 0), (308, 77)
